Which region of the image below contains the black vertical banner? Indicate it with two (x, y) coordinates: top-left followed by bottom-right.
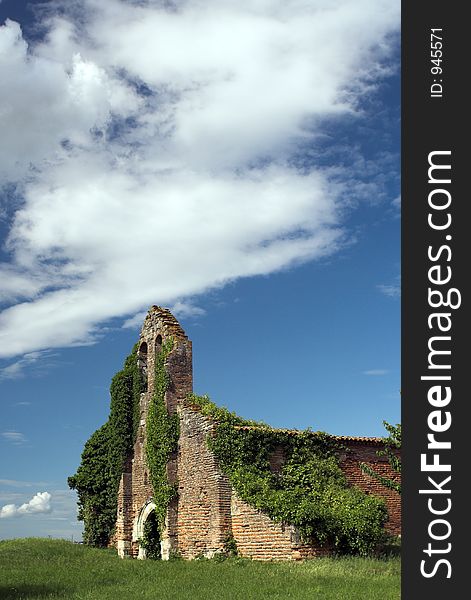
(403, 1), (467, 598)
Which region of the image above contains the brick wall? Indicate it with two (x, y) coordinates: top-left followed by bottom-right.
(175, 406), (332, 561)
(231, 494), (331, 560)
(176, 406), (232, 558)
(339, 441), (401, 536)
(177, 407), (401, 560)
(115, 306), (192, 558)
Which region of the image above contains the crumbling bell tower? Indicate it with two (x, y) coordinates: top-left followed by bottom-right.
(115, 306), (192, 559)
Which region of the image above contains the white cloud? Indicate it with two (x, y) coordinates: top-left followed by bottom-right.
(124, 300), (205, 329)
(0, 18), (140, 183)
(0, 161), (343, 358)
(0, 491), (52, 518)
(0, 350), (49, 380)
(0, 0), (400, 359)
(363, 369), (389, 376)
(1, 430), (27, 444)
(171, 301), (206, 319)
(377, 282), (401, 298)
(0, 478), (46, 487)
(122, 311), (148, 330)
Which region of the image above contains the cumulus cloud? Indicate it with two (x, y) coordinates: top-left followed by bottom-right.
(0, 18), (140, 183)
(0, 491), (52, 518)
(0, 0), (400, 359)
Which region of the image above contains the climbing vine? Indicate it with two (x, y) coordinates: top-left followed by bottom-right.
(140, 511), (161, 560)
(360, 421), (401, 494)
(187, 394), (388, 556)
(222, 531), (238, 557)
(68, 344), (144, 547)
(145, 337), (179, 533)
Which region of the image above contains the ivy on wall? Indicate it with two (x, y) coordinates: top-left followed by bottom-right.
(145, 337), (179, 533)
(360, 421), (401, 494)
(69, 336), (179, 546)
(140, 511), (161, 560)
(68, 344), (144, 547)
(187, 394), (388, 556)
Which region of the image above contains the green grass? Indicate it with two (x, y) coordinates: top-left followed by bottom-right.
(0, 538), (400, 600)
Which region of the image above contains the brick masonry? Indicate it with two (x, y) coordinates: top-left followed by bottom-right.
(116, 306), (192, 558)
(339, 441), (401, 536)
(115, 306), (401, 560)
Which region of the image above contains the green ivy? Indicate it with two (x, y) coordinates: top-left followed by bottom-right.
(68, 344), (143, 547)
(145, 337), (180, 533)
(360, 421), (401, 494)
(222, 531), (238, 557)
(140, 511), (161, 560)
(187, 394), (388, 556)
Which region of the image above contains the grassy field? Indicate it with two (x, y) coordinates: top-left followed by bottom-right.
(0, 538), (400, 600)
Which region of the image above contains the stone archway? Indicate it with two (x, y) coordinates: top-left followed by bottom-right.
(134, 501), (160, 559)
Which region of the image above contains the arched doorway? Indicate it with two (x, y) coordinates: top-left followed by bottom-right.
(135, 501), (161, 559)
(155, 334), (162, 356)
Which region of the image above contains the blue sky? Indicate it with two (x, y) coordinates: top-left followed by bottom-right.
(0, 0), (400, 541)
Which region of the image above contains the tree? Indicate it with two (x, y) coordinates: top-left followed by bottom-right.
(68, 344), (142, 546)
(360, 422), (401, 494)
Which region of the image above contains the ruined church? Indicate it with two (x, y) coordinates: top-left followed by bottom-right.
(114, 306), (400, 560)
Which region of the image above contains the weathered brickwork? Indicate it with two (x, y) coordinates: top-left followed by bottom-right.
(339, 441), (401, 536)
(177, 406), (232, 558)
(231, 494), (331, 561)
(116, 306), (192, 558)
(115, 306), (401, 560)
